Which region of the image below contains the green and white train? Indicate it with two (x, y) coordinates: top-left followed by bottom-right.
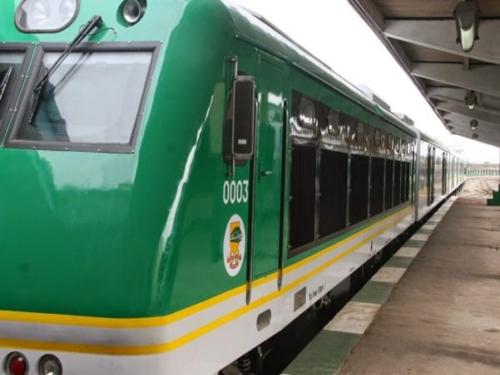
(0, 0), (465, 374)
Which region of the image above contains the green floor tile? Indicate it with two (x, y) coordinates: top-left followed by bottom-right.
(351, 281), (394, 305)
(385, 256), (414, 268)
(283, 331), (360, 375)
(405, 239), (426, 248)
(418, 228), (433, 235)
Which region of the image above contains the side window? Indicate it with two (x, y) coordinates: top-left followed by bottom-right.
(374, 128), (382, 147)
(291, 92), (317, 139)
(370, 156), (385, 215)
(394, 159), (402, 206)
(356, 121), (364, 145)
(386, 133), (394, 153)
(290, 144), (316, 249)
(319, 149), (347, 237)
(385, 158), (394, 209)
(289, 91), (318, 251)
(350, 154), (369, 225)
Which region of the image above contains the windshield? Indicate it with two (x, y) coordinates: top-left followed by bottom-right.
(0, 53), (25, 125)
(14, 50), (152, 146)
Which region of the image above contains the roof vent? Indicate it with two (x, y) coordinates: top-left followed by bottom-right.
(358, 85), (391, 112)
(395, 113), (415, 126)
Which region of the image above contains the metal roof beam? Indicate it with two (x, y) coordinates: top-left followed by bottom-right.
(412, 63), (500, 99)
(427, 87), (500, 109)
(443, 112), (500, 133)
(434, 100), (500, 123)
(444, 117), (500, 146)
(385, 20), (500, 65)
(349, 0), (384, 30)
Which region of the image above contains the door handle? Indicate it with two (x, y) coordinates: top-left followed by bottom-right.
(260, 170), (273, 177)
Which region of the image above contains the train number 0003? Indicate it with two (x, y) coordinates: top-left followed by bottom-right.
(223, 180), (249, 205)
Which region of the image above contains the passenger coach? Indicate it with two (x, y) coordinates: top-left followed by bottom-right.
(0, 0), (464, 374)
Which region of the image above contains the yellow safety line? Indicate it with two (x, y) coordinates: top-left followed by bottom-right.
(0, 206), (410, 329)
(0, 206), (411, 330)
(0, 207), (411, 355)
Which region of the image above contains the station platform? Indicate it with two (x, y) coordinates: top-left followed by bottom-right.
(284, 193), (500, 375)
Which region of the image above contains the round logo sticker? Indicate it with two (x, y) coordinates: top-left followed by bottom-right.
(223, 214), (246, 277)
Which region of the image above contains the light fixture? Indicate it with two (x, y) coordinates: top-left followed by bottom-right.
(470, 119), (478, 130)
(16, 0), (79, 32)
(120, 0), (147, 25)
(454, 0), (480, 53)
(37, 354), (63, 375)
(465, 90), (477, 110)
(5, 352), (28, 375)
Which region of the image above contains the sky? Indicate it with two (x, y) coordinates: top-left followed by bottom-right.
(233, 0), (500, 164)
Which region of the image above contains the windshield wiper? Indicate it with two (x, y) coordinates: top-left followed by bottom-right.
(29, 15), (103, 123)
(0, 66), (13, 104)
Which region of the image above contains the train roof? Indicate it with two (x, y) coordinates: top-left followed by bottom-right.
(222, 1), (458, 156)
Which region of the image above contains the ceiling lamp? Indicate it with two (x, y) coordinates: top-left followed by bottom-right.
(454, 0), (480, 52)
(470, 119), (478, 130)
(465, 90), (477, 110)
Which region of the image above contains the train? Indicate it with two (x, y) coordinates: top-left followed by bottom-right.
(0, 0), (465, 374)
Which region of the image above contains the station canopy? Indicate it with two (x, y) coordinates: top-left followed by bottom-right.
(348, 0), (500, 148)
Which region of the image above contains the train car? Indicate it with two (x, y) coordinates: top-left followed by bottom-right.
(0, 0), (465, 374)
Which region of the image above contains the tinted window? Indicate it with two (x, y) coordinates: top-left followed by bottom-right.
(349, 155), (369, 225)
(394, 161), (402, 206)
(15, 51), (152, 146)
(291, 92), (317, 139)
(290, 145), (317, 249)
(370, 157), (384, 216)
(0, 53), (25, 125)
(385, 159), (394, 209)
(319, 150), (347, 236)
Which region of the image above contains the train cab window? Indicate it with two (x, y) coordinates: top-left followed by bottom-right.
(370, 157), (384, 216)
(349, 154), (369, 225)
(11, 49), (155, 151)
(319, 150), (347, 237)
(0, 52), (26, 126)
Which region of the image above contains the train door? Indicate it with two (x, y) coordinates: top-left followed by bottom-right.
(247, 52), (288, 299)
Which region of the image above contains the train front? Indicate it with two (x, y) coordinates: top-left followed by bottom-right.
(0, 0), (233, 373)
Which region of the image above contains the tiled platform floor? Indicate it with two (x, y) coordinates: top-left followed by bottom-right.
(285, 196), (500, 375)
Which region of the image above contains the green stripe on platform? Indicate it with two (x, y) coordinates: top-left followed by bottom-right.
(283, 331), (360, 375)
(385, 256), (414, 269)
(405, 239), (426, 248)
(418, 228), (433, 235)
(351, 281), (394, 305)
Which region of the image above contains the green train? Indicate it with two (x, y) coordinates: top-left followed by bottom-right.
(0, 0), (465, 374)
